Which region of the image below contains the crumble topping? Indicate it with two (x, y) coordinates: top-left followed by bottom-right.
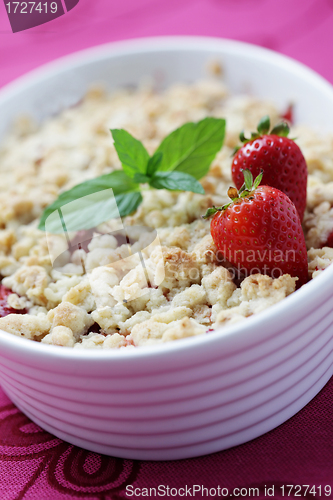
(0, 79), (332, 348)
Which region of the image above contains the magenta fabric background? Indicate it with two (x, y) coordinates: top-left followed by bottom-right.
(0, 379), (333, 500)
(0, 0), (333, 498)
(1, 0), (333, 87)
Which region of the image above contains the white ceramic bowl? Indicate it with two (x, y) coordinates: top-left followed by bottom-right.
(0, 37), (333, 461)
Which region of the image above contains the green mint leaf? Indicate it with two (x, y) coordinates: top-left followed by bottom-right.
(111, 192), (143, 218)
(38, 170), (140, 232)
(133, 173), (150, 184)
(242, 169), (253, 191)
(257, 115), (270, 135)
(155, 117), (225, 179)
(270, 122), (290, 137)
(146, 151), (163, 176)
(111, 129), (150, 178)
(42, 191), (142, 234)
(150, 171), (205, 194)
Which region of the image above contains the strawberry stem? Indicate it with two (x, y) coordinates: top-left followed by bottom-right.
(202, 169), (263, 219)
(257, 115), (270, 135)
(234, 115), (291, 154)
(270, 122), (290, 137)
(243, 169), (253, 191)
(202, 205), (225, 219)
(239, 131), (247, 142)
(253, 170), (263, 189)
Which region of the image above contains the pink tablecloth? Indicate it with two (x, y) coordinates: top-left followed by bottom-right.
(0, 0), (333, 497)
(1, 0), (333, 87)
(0, 379), (332, 499)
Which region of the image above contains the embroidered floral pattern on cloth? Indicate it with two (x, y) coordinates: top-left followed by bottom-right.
(0, 381), (332, 499)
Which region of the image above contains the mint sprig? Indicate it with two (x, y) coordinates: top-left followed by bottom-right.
(111, 129), (150, 178)
(39, 117), (225, 233)
(155, 117), (226, 179)
(146, 152), (163, 177)
(38, 171), (141, 233)
(150, 171), (205, 194)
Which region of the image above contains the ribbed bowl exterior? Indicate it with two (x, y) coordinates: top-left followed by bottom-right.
(0, 38), (333, 460)
(0, 273), (333, 460)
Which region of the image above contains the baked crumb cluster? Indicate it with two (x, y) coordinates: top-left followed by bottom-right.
(0, 79), (332, 348)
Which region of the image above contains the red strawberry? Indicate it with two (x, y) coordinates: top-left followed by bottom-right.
(231, 116), (307, 221)
(0, 285), (27, 317)
(281, 104), (294, 124)
(203, 170), (308, 287)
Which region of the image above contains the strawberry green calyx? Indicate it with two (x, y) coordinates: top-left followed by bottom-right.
(232, 115), (290, 155)
(256, 115), (271, 135)
(202, 169), (263, 219)
(240, 168), (263, 192)
(202, 206), (223, 219)
(270, 121), (290, 137)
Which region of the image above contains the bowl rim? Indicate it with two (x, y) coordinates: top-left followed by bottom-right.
(0, 35), (333, 361)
